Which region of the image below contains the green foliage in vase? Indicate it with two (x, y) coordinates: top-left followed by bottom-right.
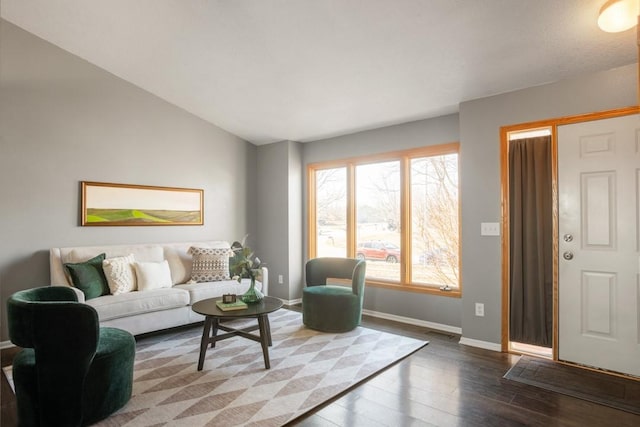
(229, 236), (264, 282)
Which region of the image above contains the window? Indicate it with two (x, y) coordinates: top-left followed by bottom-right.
(410, 153), (459, 290)
(356, 160), (401, 282)
(308, 143), (460, 296)
(313, 167), (347, 257)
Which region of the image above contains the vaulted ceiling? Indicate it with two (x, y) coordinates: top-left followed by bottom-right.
(1, 0), (636, 144)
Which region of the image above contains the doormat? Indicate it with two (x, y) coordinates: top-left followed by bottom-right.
(5, 309), (428, 426)
(504, 355), (640, 415)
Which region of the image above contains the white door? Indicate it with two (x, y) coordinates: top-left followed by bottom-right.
(558, 113), (640, 377)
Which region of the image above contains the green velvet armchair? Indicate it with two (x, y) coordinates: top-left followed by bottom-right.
(7, 286), (135, 426)
(302, 257), (366, 333)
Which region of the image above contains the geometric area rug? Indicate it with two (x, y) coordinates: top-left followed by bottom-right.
(504, 355), (640, 416)
(85, 309), (428, 426)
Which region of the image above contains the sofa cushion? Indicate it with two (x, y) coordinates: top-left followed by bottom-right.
(175, 278), (261, 305)
(164, 247), (193, 285)
(103, 254), (137, 295)
(66, 245), (164, 264)
(133, 260), (172, 291)
(188, 247), (232, 282)
(64, 253), (109, 300)
(85, 288), (189, 321)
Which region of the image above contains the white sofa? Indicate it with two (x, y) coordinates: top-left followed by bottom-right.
(49, 241), (268, 336)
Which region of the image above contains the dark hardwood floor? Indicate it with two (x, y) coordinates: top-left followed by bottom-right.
(1, 344), (19, 427)
(290, 313), (640, 427)
(2, 308), (638, 426)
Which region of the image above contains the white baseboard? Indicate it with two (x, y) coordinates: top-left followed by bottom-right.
(1, 312), (500, 353)
(0, 340), (14, 350)
(281, 301), (462, 336)
(1, 307), (499, 353)
(282, 298), (302, 306)
(361, 309), (462, 335)
(458, 336), (502, 352)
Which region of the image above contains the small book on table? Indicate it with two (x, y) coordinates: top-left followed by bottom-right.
(216, 300), (248, 311)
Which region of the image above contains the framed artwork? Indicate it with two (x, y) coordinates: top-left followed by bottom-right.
(81, 181), (204, 226)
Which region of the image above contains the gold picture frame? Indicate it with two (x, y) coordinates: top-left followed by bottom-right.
(81, 181), (204, 226)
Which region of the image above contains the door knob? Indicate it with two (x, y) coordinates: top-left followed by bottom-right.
(563, 234), (573, 242)
(563, 251), (574, 260)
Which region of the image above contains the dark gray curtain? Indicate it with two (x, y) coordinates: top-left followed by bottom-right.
(509, 136), (553, 347)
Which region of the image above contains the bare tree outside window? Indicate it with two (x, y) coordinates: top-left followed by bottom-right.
(356, 161), (401, 282)
(309, 142), (460, 294)
(411, 154), (459, 288)
(315, 168), (347, 257)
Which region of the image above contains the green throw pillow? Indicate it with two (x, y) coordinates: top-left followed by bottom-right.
(64, 253), (109, 300)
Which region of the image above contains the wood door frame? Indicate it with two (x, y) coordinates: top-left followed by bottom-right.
(500, 106), (639, 359)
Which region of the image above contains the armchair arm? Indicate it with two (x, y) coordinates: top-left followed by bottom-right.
(7, 286), (80, 347)
(51, 284), (86, 303)
(306, 257), (366, 296)
(351, 260), (367, 296)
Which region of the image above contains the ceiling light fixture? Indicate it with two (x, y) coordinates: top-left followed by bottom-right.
(598, 0), (639, 32)
(598, 0), (640, 106)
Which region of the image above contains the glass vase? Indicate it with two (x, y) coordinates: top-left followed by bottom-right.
(241, 276), (264, 304)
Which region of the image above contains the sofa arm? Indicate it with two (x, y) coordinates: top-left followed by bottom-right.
(260, 267), (269, 296)
(50, 247), (72, 286)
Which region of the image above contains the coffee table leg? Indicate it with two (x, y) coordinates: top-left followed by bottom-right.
(265, 315), (272, 346)
(198, 316), (212, 371)
(257, 315), (270, 369)
(211, 317), (219, 348)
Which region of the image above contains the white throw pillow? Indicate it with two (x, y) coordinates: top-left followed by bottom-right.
(103, 254), (137, 295)
(134, 260), (173, 291)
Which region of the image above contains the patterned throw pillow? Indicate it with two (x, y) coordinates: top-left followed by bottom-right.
(188, 247), (232, 282)
(103, 254), (137, 295)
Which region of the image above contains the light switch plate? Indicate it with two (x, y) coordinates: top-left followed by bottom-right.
(481, 222), (500, 236)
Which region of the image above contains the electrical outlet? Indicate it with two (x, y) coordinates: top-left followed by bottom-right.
(278, 275), (283, 284)
(481, 222), (500, 236)
(475, 303), (485, 317)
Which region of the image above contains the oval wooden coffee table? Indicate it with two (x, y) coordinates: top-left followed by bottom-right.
(192, 296), (283, 371)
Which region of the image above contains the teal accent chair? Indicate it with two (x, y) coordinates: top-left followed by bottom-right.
(302, 257), (366, 333)
(7, 286), (136, 427)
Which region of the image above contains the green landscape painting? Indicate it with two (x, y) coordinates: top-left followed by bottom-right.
(85, 209), (202, 224)
(82, 181), (203, 226)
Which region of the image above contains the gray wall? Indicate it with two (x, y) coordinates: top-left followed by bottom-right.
(0, 21), (257, 341)
(300, 64), (636, 339)
(458, 63), (636, 344)
(2, 18), (636, 346)
(256, 142), (289, 299)
(255, 140), (303, 300)
(287, 141), (304, 300)
(302, 114), (463, 327)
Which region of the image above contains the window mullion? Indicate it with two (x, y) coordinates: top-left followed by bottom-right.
(308, 167), (317, 259)
(346, 163), (356, 258)
(400, 156), (411, 285)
